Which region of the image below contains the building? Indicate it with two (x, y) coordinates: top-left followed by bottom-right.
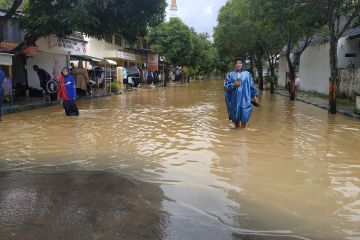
(0, 10), (24, 84)
(278, 26), (360, 97)
(170, 0), (178, 18)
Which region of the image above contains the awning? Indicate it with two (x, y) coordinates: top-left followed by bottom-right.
(125, 47), (154, 55)
(0, 53), (14, 66)
(71, 55), (102, 63)
(100, 59), (117, 66)
(343, 26), (360, 40)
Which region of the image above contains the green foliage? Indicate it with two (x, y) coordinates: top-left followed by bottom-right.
(149, 18), (219, 75)
(214, 0), (248, 59)
(214, 0), (326, 74)
(149, 18), (193, 67)
(0, 0), (14, 10)
(19, 0), (166, 43)
(110, 82), (120, 93)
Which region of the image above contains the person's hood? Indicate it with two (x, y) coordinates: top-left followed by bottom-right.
(234, 63), (246, 73)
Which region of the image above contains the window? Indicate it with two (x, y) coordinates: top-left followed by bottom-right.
(136, 39), (141, 49)
(345, 53), (356, 58)
(105, 35), (113, 44)
(143, 39), (148, 49)
(115, 34), (122, 47)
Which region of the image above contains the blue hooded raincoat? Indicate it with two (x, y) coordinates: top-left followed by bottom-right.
(224, 67), (258, 123)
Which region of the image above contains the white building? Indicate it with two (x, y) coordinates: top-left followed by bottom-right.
(26, 34), (150, 89)
(278, 27), (360, 96)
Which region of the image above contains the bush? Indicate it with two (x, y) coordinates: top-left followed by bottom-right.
(265, 75), (273, 84)
(109, 82), (120, 93)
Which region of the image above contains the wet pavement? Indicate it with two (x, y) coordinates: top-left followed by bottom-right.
(1, 89), (118, 115)
(0, 80), (360, 240)
(0, 171), (167, 240)
(275, 88), (360, 120)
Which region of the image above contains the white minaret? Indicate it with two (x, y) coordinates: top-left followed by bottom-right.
(170, 0), (178, 18)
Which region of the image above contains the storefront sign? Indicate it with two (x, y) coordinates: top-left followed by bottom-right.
(24, 46), (39, 55)
(147, 54), (158, 72)
(0, 53), (13, 65)
(57, 39), (87, 55)
(0, 41), (18, 52)
(116, 50), (136, 61)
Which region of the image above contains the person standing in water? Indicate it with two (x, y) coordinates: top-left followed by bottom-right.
(57, 67), (79, 116)
(224, 57), (259, 129)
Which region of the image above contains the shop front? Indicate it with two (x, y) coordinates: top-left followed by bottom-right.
(26, 35), (87, 90)
(113, 50), (137, 67)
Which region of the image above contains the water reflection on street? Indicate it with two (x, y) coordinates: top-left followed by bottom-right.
(0, 81), (360, 240)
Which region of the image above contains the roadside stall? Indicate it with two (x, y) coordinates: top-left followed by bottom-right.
(99, 59), (117, 93)
(71, 55), (102, 94)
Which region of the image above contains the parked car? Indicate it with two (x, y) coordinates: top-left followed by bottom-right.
(125, 67), (142, 87)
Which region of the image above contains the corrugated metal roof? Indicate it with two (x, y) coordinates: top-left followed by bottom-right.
(342, 26), (360, 39)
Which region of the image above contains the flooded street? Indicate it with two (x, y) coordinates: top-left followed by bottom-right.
(0, 80), (360, 240)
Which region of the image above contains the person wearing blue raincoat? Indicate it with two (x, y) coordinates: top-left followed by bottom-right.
(224, 57), (259, 128)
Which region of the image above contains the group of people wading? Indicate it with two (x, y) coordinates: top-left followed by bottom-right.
(2, 57), (259, 125)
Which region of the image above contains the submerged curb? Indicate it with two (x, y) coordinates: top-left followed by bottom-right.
(274, 90), (360, 120)
(2, 91), (123, 116)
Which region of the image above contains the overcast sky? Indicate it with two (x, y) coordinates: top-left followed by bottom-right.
(165, 0), (228, 38)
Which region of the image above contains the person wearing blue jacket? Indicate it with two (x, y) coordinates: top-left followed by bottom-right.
(0, 69), (5, 121)
(57, 67), (79, 116)
(224, 57), (259, 129)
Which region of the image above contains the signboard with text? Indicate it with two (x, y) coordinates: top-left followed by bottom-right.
(57, 39), (87, 55)
(147, 54), (158, 72)
(116, 50), (136, 61)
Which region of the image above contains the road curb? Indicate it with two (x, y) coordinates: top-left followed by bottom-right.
(274, 91), (360, 120)
(2, 91), (123, 116)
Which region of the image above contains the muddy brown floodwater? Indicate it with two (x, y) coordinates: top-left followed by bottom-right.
(0, 80), (359, 240)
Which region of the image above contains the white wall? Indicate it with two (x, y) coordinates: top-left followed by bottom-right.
(339, 69), (360, 97)
(27, 52), (67, 89)
(36, 36), (71, 55)
(277, 53), (297, 87)
(278, 55), (289, 87)
(85, 37), (117, 59)
(26, 36), (70, 89)
(298, 43), (330, 95)
(338, 37), (360, 68)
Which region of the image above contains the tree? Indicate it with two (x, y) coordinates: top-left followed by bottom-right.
(149, 18), (193, 68)
(0, 0), (22, 42)
(214, 0), (272, 90)
(250, 0), (325, 100)
(197, 34), (218, 77)
(214, 0), (249, 64)
(0, 0), (167, 54)
(309, 0), (360, 114)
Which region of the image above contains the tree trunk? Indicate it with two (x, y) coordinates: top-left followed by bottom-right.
(329, 24), (338, 114)
(254, 51), (264, 91)
(249, 55), (255, 78)
(285, 40), (296, 100)
(268, 56), (276, 94)
(256, 61), (264, 91)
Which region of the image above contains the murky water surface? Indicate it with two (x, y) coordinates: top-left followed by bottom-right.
(0, 81), (360, 240)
